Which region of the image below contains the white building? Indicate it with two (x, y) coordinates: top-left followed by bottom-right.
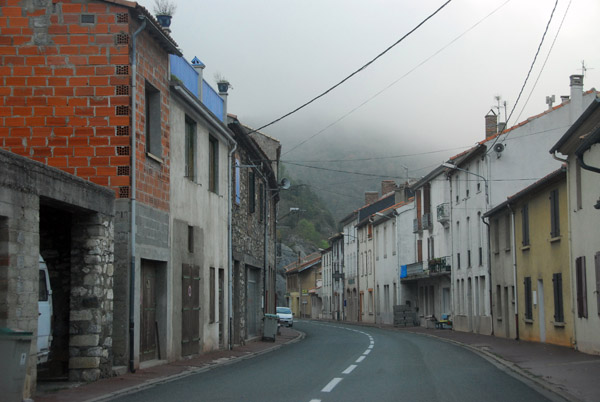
(550, 96), (600, 355)
(321, 246), (333, 319)
(448, 75), (596, 335)
(409, 165), (453, 323)
(341, 211), (359, 322)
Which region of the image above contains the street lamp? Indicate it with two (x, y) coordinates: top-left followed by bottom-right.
(442, 162), (489, 205)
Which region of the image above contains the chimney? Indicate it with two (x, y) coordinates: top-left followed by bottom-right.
(560, 95), (570, 104)
(485, 110), (497, 138)
(365, 191), (378, 205)
(191, 56), (205, 100)
(217, 80), (230, 122)
(569, 74), (584, 123)
(381, 180), (396, 196)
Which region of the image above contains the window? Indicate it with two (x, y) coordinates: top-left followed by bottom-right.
(210, 267), (216, 323)
(550, 189), (560, 237)
(184, 118), (196, 180)
(493, 218), (500, 253)
(467, 216), (471, 266)
(367, 224), (373, 239)
(465, 168), (470, 198)
(208, 136), (219, 193)
(457, 252), (461, 269)
(455, 175), (460, 203)
(504, 214), (511, 251)
(576, 256), (587, 318)
(524, 277), (533, 320)
(383, 226), (387, 258)
(259, 183), (264, 222)
(521, 203), (530, 246)
(188, 225), (194, 253)
(145, 82), (161, 157)
(417, 239), (423, 263)
(552, 273), (564, 323)
(248, 171), (255, 213)
(392, 222), (397, 255)
(496, 285), (502, 319)
(235, 158), (241, 204)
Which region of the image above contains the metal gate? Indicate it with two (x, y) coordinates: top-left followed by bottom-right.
(181, 264), (200, 356)
(140, 262), (157, 362)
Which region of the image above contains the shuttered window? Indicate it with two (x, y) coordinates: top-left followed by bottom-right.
(552, 273), (564, 323)
(524, 277), (533, 320)
(521, 204), (530, 246)
(550, 189), (560, 238)
(596, 252), (600, 316)
(576, 256), (587, 318)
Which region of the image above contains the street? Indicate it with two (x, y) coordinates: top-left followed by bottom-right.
(111, 321), (560, 402)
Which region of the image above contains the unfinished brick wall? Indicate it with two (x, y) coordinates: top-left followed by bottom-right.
(0, 0), (171, 211)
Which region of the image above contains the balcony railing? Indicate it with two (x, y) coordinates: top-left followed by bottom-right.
(406, 261), (424, 276)
(427, 256), (451, 273)
(437, 203), (450, 227)
(412, 218), (421, 233)
(422, 212), (432, 230)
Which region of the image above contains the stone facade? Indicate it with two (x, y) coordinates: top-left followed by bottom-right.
(228, 117), (280, 344)
(0, 149), (114, 398)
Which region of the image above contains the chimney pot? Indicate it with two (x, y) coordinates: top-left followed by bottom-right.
(485, 111), (498, 138)
(569, 74), (584, 123)
(381, 180), (396, 196)
(365, 191), (379, 206)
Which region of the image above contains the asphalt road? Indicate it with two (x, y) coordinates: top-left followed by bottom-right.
(112, 320), (559, 402)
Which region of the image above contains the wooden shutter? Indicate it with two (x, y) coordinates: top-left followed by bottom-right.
(596, 252), (600, 316)
(552, 273), (564, 322)
(576, 256), (588, 318)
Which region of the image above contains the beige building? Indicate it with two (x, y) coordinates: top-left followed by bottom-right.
(285, 253), (322, 319)
(485, 168), (574, 347)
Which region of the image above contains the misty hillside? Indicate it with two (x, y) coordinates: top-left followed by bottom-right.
(276, 122), (456, 223)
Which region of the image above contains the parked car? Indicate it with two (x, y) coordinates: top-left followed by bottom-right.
(38, 255), (53, 364)
(276, 307), (293, 327)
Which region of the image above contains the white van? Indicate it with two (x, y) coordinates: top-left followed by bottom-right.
(38, 255), (53, 364)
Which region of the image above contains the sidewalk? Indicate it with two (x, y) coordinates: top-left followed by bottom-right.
(398, 326), (600, 402)
(34, 327), (302, 402)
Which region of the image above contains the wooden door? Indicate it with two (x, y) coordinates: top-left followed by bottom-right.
(140, 262), (157, 362)
(181, 264), (200, 356)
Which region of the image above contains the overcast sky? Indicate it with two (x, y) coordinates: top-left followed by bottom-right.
(138, 0), (599, 174)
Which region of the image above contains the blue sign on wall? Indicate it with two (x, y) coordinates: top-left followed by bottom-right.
(400, 265), (407, 278)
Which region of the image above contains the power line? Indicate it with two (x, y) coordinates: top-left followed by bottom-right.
(512, 0), (572, 125)
(283, 0), (511, 156)
(488, 0), (559, 152)
(282, 146), (470, 163)
(252, 1), (453, 135)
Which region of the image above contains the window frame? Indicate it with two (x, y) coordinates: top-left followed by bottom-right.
(208, 135), (219, 193)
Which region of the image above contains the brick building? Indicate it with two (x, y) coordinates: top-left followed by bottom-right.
(0, 0), (181, 378)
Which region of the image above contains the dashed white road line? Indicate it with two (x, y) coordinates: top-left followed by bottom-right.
(356, 355), (366, 363)
(321, 378), (343, 393)
(363, 349), (372, 355)
(342, 365), (357, 374)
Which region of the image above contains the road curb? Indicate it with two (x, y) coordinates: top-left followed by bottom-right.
(85, 330), (305, 402)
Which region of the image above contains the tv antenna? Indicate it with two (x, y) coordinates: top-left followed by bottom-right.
(580, 60), (594, 78)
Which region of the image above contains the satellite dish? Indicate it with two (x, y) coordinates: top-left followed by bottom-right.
(279, 178), (291, 190)
(494, 143), (505, 153)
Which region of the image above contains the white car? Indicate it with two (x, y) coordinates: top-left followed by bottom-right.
(276, 307), (293, 327)
(38, 255), (53, 364)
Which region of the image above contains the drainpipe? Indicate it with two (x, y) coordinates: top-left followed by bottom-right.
(228, 140), (237, 350)
(481, 214), (493, 336)
(507, 204), (519, 340)
(129, 15), (146, 374)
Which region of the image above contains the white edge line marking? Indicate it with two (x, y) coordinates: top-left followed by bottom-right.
(364, 349), (371, 355)
(322, 378), (343, 393)
(356, 356), (366, 363)
(342, 365), (357, 374)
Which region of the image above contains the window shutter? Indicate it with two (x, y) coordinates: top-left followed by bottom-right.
(576, 256), (588, 318)
(596, 252), (600, 316)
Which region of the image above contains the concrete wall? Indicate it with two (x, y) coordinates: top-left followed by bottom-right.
(169, 94), (229, 354)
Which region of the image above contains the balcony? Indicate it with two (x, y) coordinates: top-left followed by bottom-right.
(427, 256), (451, 274)
(412, 218), (421, 233)
(437, 203), (450, 227)
(422, 213), (432, 230)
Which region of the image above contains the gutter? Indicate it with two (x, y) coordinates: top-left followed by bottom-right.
(129, 16), (147, 374)
(507, 204), (519, 340)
